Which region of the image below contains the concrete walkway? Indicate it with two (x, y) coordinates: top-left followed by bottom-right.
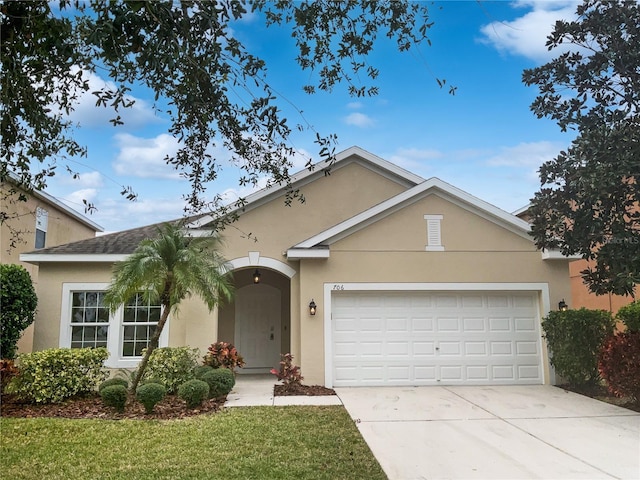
(337, 385), (640, 480)
(224, 374), (342, 407)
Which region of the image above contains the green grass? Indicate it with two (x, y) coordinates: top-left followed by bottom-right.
(1, 406), (386, 480)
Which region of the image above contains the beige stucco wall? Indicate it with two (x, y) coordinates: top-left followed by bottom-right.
(294, 194), (571, 384)
(27, 160), (572, 386)
(1, 182), (99, 355)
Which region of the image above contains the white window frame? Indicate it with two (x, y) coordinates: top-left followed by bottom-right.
(35, 207), (48, 249)
(424, 214), (444, 251)
(60, 283), (169, 368)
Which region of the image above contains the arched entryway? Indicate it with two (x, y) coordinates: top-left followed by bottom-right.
(218, 265), (292, 373)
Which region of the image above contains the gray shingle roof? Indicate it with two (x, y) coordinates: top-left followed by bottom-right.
(24, 218), (197, 255)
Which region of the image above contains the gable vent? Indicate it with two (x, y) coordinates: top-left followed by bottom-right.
(424, 214), (444, 251)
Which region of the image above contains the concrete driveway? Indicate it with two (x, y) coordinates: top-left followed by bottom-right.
(336, 385), (640, 480)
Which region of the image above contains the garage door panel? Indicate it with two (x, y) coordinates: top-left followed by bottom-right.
(331, 291), (543, 386)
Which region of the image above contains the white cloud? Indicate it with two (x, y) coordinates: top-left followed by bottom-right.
(347, 102), (364, 110)
(478, 1), (580, 62)
(113, 133), (181, 179)
(58, 171), (104, 189)
(64, 188), (99, 207)
(62, 68), (161, 129)
(344, 112), (375, 128)
(486, 141), (562, 167)
(388, 147), (444, 173)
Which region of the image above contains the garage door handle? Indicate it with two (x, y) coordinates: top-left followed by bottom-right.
(270, 333), (274, 340)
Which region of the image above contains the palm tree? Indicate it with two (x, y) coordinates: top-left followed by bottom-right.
(104, 222), (233, 393)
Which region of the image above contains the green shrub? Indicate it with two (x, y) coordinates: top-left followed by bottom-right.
(616, 301), (640, 333)
(141, 346), (199, 394)
(0, 264), (38, 360)
(136, 382), (167, 414)
(178, 379), (209, 408)
(99, 377), (129, 393)
(11, 347), (109, 403)
(203, 341), (245, 370)
(100, 384), (127, 412)
(598, 332), (640, 402)
(200, 367), (235, 398)
(193, 365), (214, 379)
(542, 308), (615, 387)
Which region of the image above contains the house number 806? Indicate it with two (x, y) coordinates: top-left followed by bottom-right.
(333, 284), (345, 290)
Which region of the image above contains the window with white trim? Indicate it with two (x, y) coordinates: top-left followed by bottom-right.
(35, 207), (48, 249)
(424, 214), (444, 251)
(60, 283), (168, 368)
(122, 293), (161, 357)
(70, 291), (109, 349)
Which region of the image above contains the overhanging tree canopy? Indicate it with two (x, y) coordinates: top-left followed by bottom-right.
(523, 0), (640, 296)
(1, 0), (441, 223)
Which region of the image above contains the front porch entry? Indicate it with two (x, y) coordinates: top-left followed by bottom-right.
(235, 284), (281, 372)
(217, 266), (291, 373)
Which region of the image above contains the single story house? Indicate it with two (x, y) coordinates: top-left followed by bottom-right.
(21, 146), (573, 387)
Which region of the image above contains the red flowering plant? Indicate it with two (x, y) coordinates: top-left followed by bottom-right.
(271, 353), (303, 392)
(203, 341), (245, 370)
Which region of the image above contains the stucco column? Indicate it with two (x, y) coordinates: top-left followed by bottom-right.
(289, 272), (301, 362)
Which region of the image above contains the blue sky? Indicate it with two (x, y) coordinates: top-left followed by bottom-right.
(46, 1), (582, 233)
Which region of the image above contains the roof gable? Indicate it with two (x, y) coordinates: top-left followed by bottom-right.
(186, 146), (423, 230)
(287, 177), (534, 258)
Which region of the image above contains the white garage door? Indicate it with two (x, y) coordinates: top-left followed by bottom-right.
(331, 291), (543, 386)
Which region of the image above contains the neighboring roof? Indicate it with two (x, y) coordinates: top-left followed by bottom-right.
(287, 177), (534, 259)
(2, 175), (104, 232)
(186, 146), (424, 229)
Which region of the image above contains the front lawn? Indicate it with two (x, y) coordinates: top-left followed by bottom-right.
(1, 406), (385, 480)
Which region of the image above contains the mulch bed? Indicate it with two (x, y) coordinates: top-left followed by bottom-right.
(274, 384), (336, 396)
(559, 384), (640, 413)
(0, 384), (336, 420)
(0, 393), (224, 420)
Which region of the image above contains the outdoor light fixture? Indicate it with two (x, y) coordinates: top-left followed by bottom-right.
(558, 299), (568, 311)
(309, 299), (317, 316)
(253, 269), (261, 284)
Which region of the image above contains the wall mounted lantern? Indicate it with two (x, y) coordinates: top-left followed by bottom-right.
(253, 269), (261, 284)
(309, 299), (317, 316)
(558, 299), (568, 311)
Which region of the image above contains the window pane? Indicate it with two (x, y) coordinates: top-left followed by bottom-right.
(86, 292), (98, 307)
(85, 308), (97, 323)
(123, 326), (134, 341)
(72, 292), (85, 307)
(135, 325), (148, 340)
(83, 326), (96, 341)
(136, 308), (148, 322)
(123, 307), (136, 322)
(72, 309), (84, 323)
(134, 343), (146, 356)
(71, 326), (83, 341)
(97, 307), (109, 322)
(149, 307), (161, 322)
(35, 229), (46, 249)
(97, 326), (108, 341)
(122, 342), (134, 357)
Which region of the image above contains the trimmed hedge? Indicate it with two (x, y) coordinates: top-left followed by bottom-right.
(100, 384), (127, 412)
(141, 347), (199, 394)
(10, 347), (109, 403)
(178, 379), (209, 408)
(542, 308), (615, 387)
(200, 367), (235, 398)
(616, 301), (640, 333)
(136, 382), (167, 414)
